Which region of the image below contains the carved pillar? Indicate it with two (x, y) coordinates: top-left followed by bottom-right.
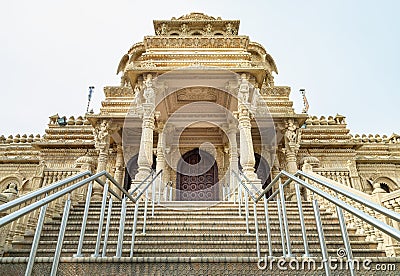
(282, 119), (300, 200)
(237, 105), (260, 189)
(114, 144), (124, 194)
(134, 104), (156, 182)
(93, 120), (111, 200)
(155, 124), (165, 199)
(227, 124), (239, 174)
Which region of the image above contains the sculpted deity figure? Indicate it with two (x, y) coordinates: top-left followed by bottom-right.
(180, 24), (189, 35)
(133, 85), (142, 106)
(251, 87), (264, 109)
(160, 23), (167, 35)
(93, 120), (110, 152)
(225, 23), (237, 35)
(238, 73), (250, 103)
(204, 23), (213, 34)
(285, 119), (298, 144)
(143, 74), (155, 104)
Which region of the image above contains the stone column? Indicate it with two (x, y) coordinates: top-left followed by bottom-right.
(283, 119), (300, 200)
(237, 105), (260, 191)
(134, 104), (156, 182)
(93, 120), (111, 200)
(113, 143), (125, 194)
(227, 123), (239, 174)
(155, 124), (165, 199)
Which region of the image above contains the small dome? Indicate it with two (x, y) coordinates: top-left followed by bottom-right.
(75, 155), (96, 168)
(300, 156), (320, 168)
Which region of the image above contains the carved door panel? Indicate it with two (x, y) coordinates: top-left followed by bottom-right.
(177, 149), (219, 201)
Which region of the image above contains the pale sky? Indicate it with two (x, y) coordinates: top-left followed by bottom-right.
(0, 0), (399, 136)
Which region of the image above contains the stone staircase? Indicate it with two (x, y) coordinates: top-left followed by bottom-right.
(1, 200), (397, 275)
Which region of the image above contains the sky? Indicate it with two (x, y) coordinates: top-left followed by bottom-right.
(0, 0), (399, 136)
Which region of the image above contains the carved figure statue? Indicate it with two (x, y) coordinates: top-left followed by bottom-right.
(143, 74), (155, 104)
(204, 23), (213, 34)
(251, 87), (264, 109)
(285, 119), (298, 143)
(160, 23), (167, 35)
(238, 73), (250, 103)
(133, 85), (142, 106)
(94, 120), (110, 151)
(225, 23), (236, 35)
(180, 24), (189, 35)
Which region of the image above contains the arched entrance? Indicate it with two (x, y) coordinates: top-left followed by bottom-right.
(123, 154), (156, 191)
(176, 148), (219, 201)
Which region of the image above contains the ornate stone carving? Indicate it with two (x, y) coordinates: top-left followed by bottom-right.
(204, 23), (213, 34)
(93, 120), (110, 153)
(177, 88), (217, 102)
(238, 73), (250, 104)
(225, 23), (237, 35)
(143, 74), (155, 104)
(180, 24), (190, 35)
(156, 23), (168, 35)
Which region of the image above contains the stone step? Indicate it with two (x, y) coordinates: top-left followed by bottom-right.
(40, 224), (344, 233)
(45, 219), (338, 228)
(2, 256), (398, 275)
(66, 208), (322, 216)
(5, 247), (385, 258)
(36, 232), (368, 242)
(10, 239), (376, 253)
(61, 215), (336, 224)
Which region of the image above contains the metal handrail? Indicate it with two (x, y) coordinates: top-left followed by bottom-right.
(237, 171), (261, 198)
(296, 170), (400, 222)
(125, 170), (163, 258)
(129, 170), (155, 196)
(244, 169), (400, 276)
(0, 170), (91, 214)
(0, 169), (136, 276)
(231, 170), (256, 200)
(0, 171), (132, 228)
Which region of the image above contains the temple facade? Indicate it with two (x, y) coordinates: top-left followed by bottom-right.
(0, 12), (399, 203)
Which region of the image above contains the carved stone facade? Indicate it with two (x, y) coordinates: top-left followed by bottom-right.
(0, 13), (398, 204)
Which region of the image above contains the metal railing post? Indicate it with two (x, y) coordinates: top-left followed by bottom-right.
(158, 171), (162, 204)
(92, 180), (109, 257)
(263, 195), (273, 257)
(74, 181), (93, 257)
(276, 198), (286, 257)
(312, 198), (331, 276)
(295, 183), (310, 257)
(50, 194), (71, 276)
(115, 196), (127, 257)
(279, 181), (293, 257)
(244, 188), (250, 235)
(232, 172), (237, 204)
(130, 200), (140, 257)
(238, 180), (242, 217)
(253, 201), (261, 259)
(25, 203), (48, 276)
(151, 176), (156, 217)
(336, 204), (355, 276)
(143, 188), (149, 234)
(102, 196), (113, 257)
